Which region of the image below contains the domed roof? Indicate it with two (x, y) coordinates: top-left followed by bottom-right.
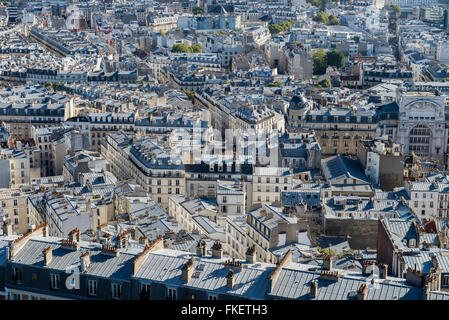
(290, 94), (308, 109)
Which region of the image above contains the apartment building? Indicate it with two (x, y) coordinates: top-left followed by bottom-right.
(43, 194), (93, 238)
(0, 103), (65, 140)
(31, 126), (65, 177)
(357, 136), (404, 191)
(65, 113), (135, 153)
(203, 34), (244, 68)
(252, 167), (293, 206)
(246, 204), (300, 264)
(216, 180), (247, 215)
(377, 217), (449, 279)
(0, 149), (31, 187)
(0, 186), (35, 234)
(196, 87), (285, 135)
(169, 195), (219, 234)
(0, 226), (447, 300)
(102, 132), (185, 209)
(184, 161), (253, 200)
(63, 150), (106, 184)
(148, 15), (179, 33)
(279, 131), (322, 170)
(406, 180), (449, 218)
(225, 214), (248, 259)
(295, 106), (379, 156)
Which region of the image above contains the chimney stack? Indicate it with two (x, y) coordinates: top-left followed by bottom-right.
(379, 263), (388, 279)
(139, 236), (149, 246)
(226, 270), (235, 289)
(102, 233), (112, 246)
(310, 280), (318, 298)
(406, 267), (424, 287)
(245, 245), (256, 263)
(211, 240), (223, 259)
(362, 260), (376, 276)
(68, 228), (80, 242)
(118, 231), (130, 248)
(319, 270), (340, 281)
(431, 254), (439, 269)
(357, 284), (368, 300)
(323, 254), (333, 270)
(61, 239), (79, 251)
(81, 251), (91, 272)
(181, 257), (195, 283)
(43, 247), (52, 266)
(2, 221), (12, 236)
(196, 240), (206, 256)
(101, 245), (119, 256)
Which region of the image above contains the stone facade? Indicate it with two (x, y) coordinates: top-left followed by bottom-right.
(395, 93), (447, 161)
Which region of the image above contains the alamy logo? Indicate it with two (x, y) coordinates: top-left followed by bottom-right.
(65, 5), (82, 30)
(65, 266), (80, 290)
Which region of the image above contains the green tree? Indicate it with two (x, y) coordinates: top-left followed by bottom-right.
(281, 20), (294, 31)
(326, 49), (345, 68)
(313, 48), (327, 75)
(268, 24), (284, 35)
(317, 79), (331, 87)
(183, 90), (195, 103)
(267, 81), (283, 87)
(192, 6), (204, 15)
(317, 247), (337, 256)
(268, 20), (294, 35)
(53, 82), (63, 90)
(191, 43), (202, 53)
(328, 14), (340, 25)
(171, 43), (192, 53)
(314, 12), (340, 25)
(314, 11), (329, 24)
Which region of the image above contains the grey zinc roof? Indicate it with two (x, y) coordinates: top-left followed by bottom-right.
(134, 250), (272, 299)
(428, 291), (449, 300)
(384, 219), (417, 241)
(250, 204), (296, 230)
(321, 155), (369, 183)
(402, 250), (449, 274)
(192, 216), (223, 235)
(11, 238), (136, 281)
(217, 183), (244, 195)
(402, 252), (435, 274)
(419, 233), (440, 247)
(282, 191), (321, 207)
(269, 268), (425, 300)
(0, 237), (16, 266)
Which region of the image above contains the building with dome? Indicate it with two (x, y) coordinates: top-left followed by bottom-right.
(292, 90), (449, 164)
(287, 93), (313, 128)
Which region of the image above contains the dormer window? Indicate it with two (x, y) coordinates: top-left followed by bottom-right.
(12, 267), (22, 284)
(112, 283), (122, 300)
(50, 273), (60, 289)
